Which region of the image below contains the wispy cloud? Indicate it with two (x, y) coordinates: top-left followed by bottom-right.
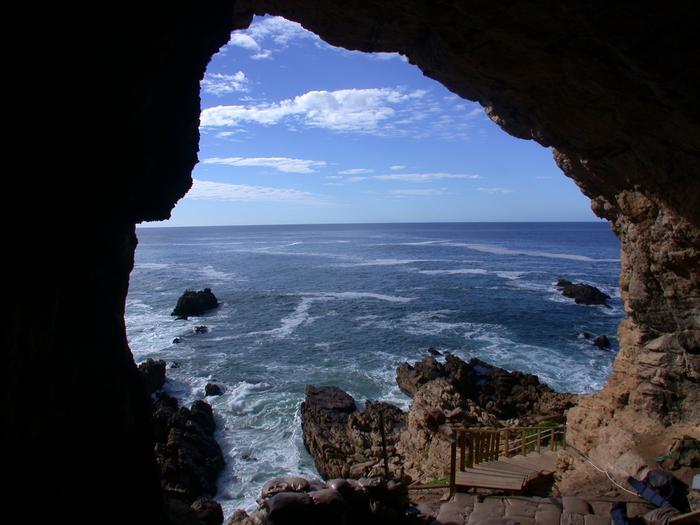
(348, 176), (370, 183)
(338, 168), (374, 175)
(389, 165), (406, 171)
(477, 187), (513, 194)
(203, 156), (326, 174)
(201, 71), (249, 96)
(390, 188), (446, 197)
(201, 88), (425, 133)
(186, 179), (318, 203)
(226, 17), (320, 59)
(375, 172), (480, 182)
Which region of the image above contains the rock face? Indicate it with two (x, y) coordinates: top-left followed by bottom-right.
(397, 355), (576, 422)
(300, 386), (406, 479)
(556, 280), (610, 306)
(7, 2), (700, 522)
(172, 289), (219, 319)
(151, 392), (225, 503)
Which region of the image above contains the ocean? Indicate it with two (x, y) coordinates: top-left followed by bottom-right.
(125, 222), (623, 514)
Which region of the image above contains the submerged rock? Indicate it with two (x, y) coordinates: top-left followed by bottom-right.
(194, 325), (209, 334)
(138, 359), (166, 395)
(172, 288), (219, 319)
(556, 279), (610, 306)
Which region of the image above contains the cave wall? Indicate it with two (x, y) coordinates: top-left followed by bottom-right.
(3, 0), (698, 522)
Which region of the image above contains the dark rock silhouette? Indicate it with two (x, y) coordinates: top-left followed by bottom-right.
(172, 288), (219, 319)
(194, 325), (209, 334)
(556, 279), (610, 306)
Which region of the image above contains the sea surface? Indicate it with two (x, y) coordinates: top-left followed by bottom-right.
(126, 222), (624, 514)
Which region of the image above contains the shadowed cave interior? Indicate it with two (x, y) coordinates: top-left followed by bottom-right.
(4, 2), (698, 523)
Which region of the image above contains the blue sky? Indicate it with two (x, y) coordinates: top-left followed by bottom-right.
(159, 16), (597, 226)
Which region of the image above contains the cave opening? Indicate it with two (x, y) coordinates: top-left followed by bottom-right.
(7, 4), (698, 524)
(127, 15), (625, 515)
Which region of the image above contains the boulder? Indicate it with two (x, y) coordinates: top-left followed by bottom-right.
(172, 288), (219, 319)
(556, 280), (610, 306)
(205, 383), (224, 396)
(194, 325), (209, 334)
(138, 359), (166, 395)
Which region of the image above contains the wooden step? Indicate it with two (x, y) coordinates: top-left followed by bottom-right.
(455, 469), (525, 491)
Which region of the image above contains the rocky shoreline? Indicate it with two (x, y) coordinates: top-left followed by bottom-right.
(138, 359), (226, 524)
(300, 352), (577, 485)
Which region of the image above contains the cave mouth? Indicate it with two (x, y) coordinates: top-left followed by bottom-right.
(8, 3), (698, 523)
(125, 14), (626, 514)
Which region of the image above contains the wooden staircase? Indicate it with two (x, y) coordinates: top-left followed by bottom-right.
(448, 425), (566, 495)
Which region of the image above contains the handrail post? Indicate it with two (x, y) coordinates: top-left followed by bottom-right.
(449, 435), (457, 498)
(504, 429), (509, 457)
(536, 428), (541, 453)
(470, 432), (475, 467)
(550, 428), (556, 451)
(459, 431), (466, 472)
(496, 430), (500, 460)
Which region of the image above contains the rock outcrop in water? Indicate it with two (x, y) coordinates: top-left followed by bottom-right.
(300, 386), (406, 479)
(138, 359), (167, 395)
(556, 279), (610, 306)
(301, 354), (577, 483)
(172, 288), (219, 319)
(152, 392), (225, 503)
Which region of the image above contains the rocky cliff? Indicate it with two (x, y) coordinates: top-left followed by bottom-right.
(5, 2), (698, 522)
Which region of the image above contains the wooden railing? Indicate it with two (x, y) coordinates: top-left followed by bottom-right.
(448, 425), (566, 492)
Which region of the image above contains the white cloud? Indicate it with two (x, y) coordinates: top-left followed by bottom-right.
(390, 189), (445, 196)
(477, 187), (513, 194)
(227, 16), (321, 59)
(228, 33), (260, 51)
(348, 176), (370, 183)
(201, 71), (249, 96)
(375, 172), (480, 182)
(389, 165), (406, 171)
(201, 88), (424, 133)
(203, 156), (326, 174)
(186, 179), (317, 203)
(338, 168), (374, 175)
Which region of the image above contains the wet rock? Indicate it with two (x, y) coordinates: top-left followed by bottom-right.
(165, 496), (224, 525)
(173, 337), (183, 344)
(195, 325), (209, 334)
(172, 288), (219, 319)
(138, 359), (166, 395)
(205, 383), (224, 396)
(152, 392), (225, 503)
(427, 347), (442, 356)
(556, 280), (610, 306)
(593, 335), (611, 349)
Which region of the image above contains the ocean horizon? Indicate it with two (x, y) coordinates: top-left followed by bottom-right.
(126, 221), (623, 514)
